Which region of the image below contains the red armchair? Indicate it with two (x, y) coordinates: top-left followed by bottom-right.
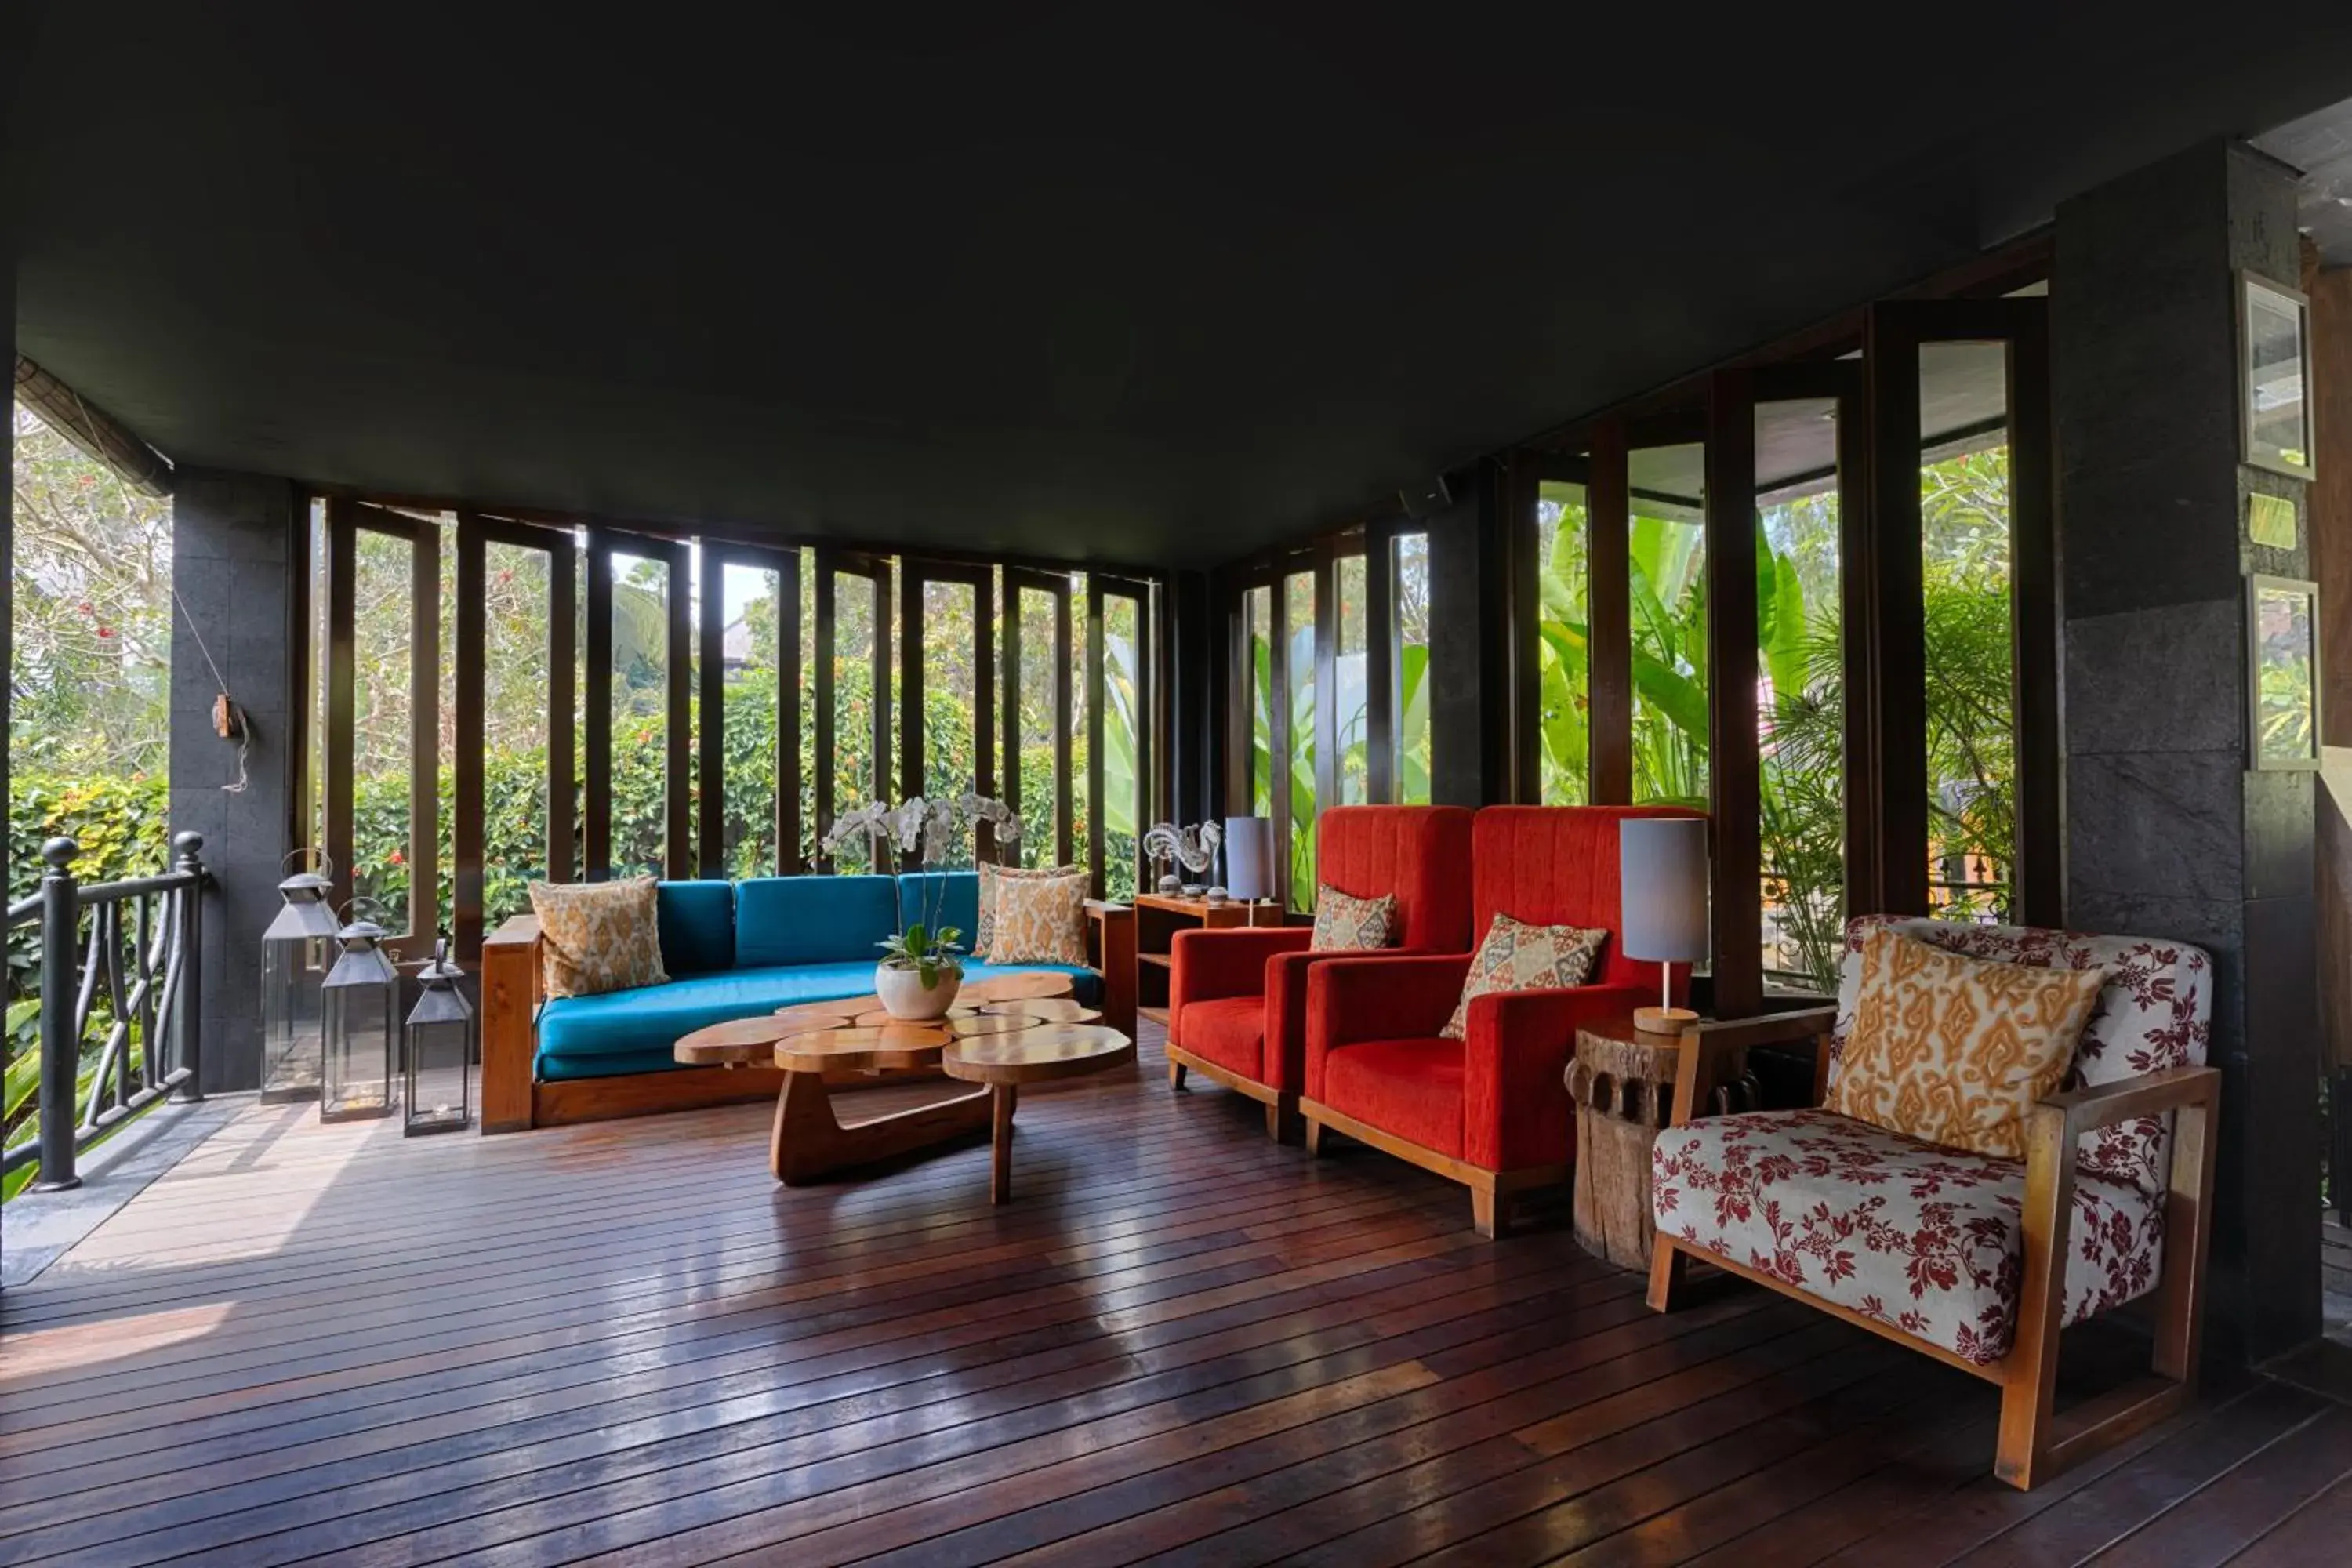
(1301, 804), (1704, 1234)
(1166, 804), (1474, 1141)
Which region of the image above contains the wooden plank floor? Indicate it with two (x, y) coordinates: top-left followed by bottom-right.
(2, 1025), (2347, 1566)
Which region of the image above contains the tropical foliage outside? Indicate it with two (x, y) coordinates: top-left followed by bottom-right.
(1530, 445), (2019, 993)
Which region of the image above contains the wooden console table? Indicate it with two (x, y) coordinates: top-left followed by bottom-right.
(1132, 893), (1284, 1025)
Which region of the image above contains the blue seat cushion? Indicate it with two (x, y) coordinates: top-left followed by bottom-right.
(736, 875), (897, 967)
(657, 880), (735, 975)
(535, 960), (1099, 1080)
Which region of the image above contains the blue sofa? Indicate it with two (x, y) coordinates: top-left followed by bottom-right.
(481, 871), (1135, 1131)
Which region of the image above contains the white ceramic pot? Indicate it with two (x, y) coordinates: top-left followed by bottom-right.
(875, 960), (963, 1021)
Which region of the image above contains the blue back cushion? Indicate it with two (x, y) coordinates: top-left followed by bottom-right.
(655, 880), (735, 975)
(896, 872), (981, 952)
(736, 874), (898, 967)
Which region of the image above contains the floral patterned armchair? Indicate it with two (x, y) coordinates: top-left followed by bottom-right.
(1646, 916), (2221, 1490)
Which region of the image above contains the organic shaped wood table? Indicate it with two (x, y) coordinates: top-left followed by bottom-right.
(670, 973), (1105, 1189)
(942, 1023), (1135, 1203)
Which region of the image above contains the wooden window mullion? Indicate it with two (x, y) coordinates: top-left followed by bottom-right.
(1704, 368), (1763, 1018)
(1588, 419), (1634, 804)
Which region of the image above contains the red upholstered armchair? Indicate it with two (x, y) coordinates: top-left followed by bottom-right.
(1166, 804), (1473, 1141)
(1301, 804), (1704, 1234)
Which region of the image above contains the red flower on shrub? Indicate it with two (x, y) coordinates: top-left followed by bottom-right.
(96, 626), (114, 638)
(387, 848), (405, 867)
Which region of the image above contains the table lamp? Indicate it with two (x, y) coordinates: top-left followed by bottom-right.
(1620, 817), (1708, 1036)
(1223, 815), (1275, 908)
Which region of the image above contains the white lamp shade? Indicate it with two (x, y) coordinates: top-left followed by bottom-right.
(1224, 816), (1276, 902)
(1619, 817), (1709, 963)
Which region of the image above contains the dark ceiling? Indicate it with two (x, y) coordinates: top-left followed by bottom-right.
(13, 8), (2352, 569)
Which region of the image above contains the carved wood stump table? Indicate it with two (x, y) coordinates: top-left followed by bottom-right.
(1565, 1018), (1690, 1270)
(1565, 1015), (1761, 1269)
(670, 974), (1098, 1189)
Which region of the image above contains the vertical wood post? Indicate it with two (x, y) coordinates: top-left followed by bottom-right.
(170, 832), (205, 1103)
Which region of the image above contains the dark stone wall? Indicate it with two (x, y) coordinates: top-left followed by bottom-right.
(168, 470), (299, 1093)
(2055, 139), (2321, 1359)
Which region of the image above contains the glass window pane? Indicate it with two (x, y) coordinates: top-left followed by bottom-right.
(830, 571), (880, 873)
(1536, 481), (1590, 805)
(1284, 570), (1317, 912)
(1392, 536), (1430, 804)
(1014, 586), (1060, 867)
(609, 550), (670, 880)
(1922, 343), (2015, 924)
(484, 540), (554, 924)
(921, 579), (979, 829)
(1102, 593), (1142, 902)
(720, 562), (782, 878)
(793, 550), (815, 873)
(1628, 446), (1708, 808)
(1757, 402), (1844, 995)
(350, 528), (416, 933)
(1336, 555), (1369, 806)
(1246, 586), (1274, 815)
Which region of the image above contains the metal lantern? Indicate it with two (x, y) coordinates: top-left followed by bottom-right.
(321, 916), (399, 1122)
(260, 851), (339, 1103)
(403, 939), (474, 1137)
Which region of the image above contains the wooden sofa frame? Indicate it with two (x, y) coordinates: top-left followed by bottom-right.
(481, 901), (1136, 1133)
(1646, 1010), (2221, 1490)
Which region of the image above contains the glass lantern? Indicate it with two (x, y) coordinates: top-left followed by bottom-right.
(321, 916), (399, 1122)
(260, 851), (339, 1103)
(404, 940), (473, 1137)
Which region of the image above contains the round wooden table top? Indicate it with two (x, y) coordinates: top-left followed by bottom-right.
(773, 996), (877, 1029)
(942, 1023), (1134, 1087)
(772, 1022), (952, 1074)
(673, 1014), (800, 1066)
(978, 996), (1096, 1022)
(956, 971), (1076, 1004)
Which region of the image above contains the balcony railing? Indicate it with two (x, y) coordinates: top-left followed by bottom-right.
(2, 832), (205, 1192)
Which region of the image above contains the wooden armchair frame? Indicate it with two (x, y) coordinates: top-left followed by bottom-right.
(1646, 1009), (2220, 1490)
(481, 901), (1136, 1134)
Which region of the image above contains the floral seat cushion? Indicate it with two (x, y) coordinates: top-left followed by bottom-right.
(1652, 1108), (2164, 1366)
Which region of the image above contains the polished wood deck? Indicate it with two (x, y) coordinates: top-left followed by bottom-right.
(2, 1026), (2348, 1566)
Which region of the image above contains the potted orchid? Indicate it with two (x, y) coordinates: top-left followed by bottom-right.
(819, 793), (1024, 1021)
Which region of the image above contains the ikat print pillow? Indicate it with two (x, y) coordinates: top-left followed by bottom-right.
(988, 870), (1091, 966)
(1824, 927), (2105, 1161)
(528, 876), (669, 999)
(976, 862), (1080, 958)
(1439, 913), (1608, 1040)
(1309, 885), (1398, 952)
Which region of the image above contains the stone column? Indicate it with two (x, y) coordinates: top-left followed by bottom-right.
(2056, 139), (2321, 1360)
(169, 470), (299, 1093)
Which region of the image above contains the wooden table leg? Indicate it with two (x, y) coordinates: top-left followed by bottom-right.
(989, 1083), (1016, 1204)
(769, 1068), (993, 1186)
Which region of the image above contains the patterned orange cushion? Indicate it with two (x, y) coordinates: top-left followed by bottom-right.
(977, 862), (1079, 958)
(989, 870), (1090, 965)
(1440, 912), (1607, 1040)
(1309, 885), (1397, 952)
(1825, 927), (2104, 1160)
(528, 877), (668, 999)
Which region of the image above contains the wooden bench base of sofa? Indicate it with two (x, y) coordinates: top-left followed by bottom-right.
(487, 1062), (949, 1134)
(1298, 1098), (1566, 1238)
(1166, 1044), (1300, 1142)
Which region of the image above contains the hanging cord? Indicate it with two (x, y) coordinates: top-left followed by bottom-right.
(170, 585), (249, 794)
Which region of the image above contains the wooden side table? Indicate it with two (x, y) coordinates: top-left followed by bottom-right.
(1131, 893), (1284, 1026)
(1565, 1016), (1763, 1270)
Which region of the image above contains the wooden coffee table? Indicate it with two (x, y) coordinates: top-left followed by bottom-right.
(942, 1023), (1134, 1203)
(670, 974), (1102, 1189)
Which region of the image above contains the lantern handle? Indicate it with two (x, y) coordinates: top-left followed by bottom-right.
(284, 847), (336, 880)
(337, 895), (390, 927)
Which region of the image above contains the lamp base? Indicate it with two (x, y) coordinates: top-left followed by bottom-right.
(1633, 1005), (1698, 1038)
